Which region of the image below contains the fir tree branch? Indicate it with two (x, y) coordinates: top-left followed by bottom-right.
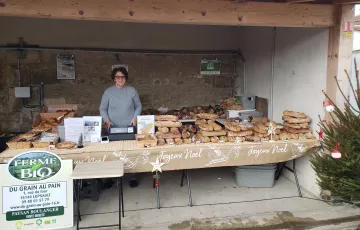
(344, 69), (360, 112)
(354, 59), (360, 97)
(334, 76), (360, 113)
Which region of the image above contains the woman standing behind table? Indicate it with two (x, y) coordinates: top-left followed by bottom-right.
(100, 67), (142, 188)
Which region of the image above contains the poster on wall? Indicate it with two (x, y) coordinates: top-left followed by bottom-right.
(112, 64), (129, 72)
(200, 60), (221, 75)
(0, 151), (73, 230)
(57, 55), (75, 80)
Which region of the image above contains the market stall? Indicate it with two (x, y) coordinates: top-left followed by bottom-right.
(0, 0), (356, 229)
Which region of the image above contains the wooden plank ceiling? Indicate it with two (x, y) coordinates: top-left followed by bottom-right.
(0, 0), (354, 28)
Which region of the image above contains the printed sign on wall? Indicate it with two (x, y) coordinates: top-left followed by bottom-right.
(57, 55), (75, 80)
(200, 60), (221, 75)
(0, 151), (73, 230)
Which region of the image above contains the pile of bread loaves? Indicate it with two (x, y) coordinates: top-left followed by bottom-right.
(155, 115), (185, 145)
(153, 110), (315, 146)
(194, 113), (227, 143)
(224, 121), (253, 143)
(281, 110), (314, 140)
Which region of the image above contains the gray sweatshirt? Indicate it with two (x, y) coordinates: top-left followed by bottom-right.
(99, 85), (142, 127)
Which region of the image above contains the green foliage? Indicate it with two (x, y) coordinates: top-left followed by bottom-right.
(310, 62), (360, 205)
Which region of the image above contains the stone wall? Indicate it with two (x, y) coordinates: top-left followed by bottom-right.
(0, 50), (237, 132)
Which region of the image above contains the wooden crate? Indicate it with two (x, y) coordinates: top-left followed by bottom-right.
(6, 135), (33, 149)
(135, 134), (157, 148)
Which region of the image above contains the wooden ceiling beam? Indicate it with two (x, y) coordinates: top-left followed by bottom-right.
(286, 0), (316, 4)
(334, 0), (359, 4)
(0, 0), (336, 27)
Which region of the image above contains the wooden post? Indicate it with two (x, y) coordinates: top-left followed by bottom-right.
(326, 4), (355, 119)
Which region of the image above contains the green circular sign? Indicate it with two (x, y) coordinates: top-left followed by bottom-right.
(8, 151), (62, 182)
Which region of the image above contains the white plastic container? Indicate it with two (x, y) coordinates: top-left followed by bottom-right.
(235, 164), (277, 188)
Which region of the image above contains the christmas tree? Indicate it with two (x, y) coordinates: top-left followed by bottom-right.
(310, 60), (360, 205)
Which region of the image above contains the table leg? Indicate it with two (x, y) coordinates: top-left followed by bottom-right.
(118, 177), (122, 230)
(284, 159), (302, 197)
(156, 179), (160, 209)
(180, 170), (185, 187)
(292, 159), (302, 197)
(275, 162), (286, 180)
(120, 177), (124, 218)
(153, 172), (156, 189)
(76, 180), (81, 230)
(185, 170), (193, 207)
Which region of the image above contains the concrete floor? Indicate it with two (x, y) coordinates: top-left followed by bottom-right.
(67, 167), (360, 230)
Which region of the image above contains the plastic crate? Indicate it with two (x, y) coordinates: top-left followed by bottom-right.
(235, 164), (277, 188)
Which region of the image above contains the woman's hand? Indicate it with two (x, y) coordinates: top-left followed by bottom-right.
(105, 120), (113, 129)
(131, 118), (137, 126)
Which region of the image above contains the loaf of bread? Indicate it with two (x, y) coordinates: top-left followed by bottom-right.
(245, 136), (260, 142)
(183, 138), (192, 144)
(225, 122), (248, 132)
(157, 138), (166, 146)
(193, 134), (202, 143)
(283, 122), (310, 129)
(253, 131), (267, 138)
(253, 123), (268, 134)
(175, 138), (183, 145)
(170, 128), (180, 135)
(158, 127), (169, 134)
(210, 136), (219, 143)
(219, 136), (228, 142)
(284, 126), (312, 134)
(273, 134), (280, 141)
(185, 124), (197, 133)
(155, 121), (182, 128)
(208, 120), (223, 131)
(166, 138), (175, 145)
(199, 123), (214, 131)
(283, 110), (306, 118)
(200, 135), (210, 143)
(283, 116), (311, 124)
(155, 115), (179, 121)
(250, 116), (268, 124)
(195, 119), (207, 125)
(155, 132), (181, 139)
(200, 130), (227, 137)
(227, 130), (253, 137)
(56, 141), (76, 149)
(279, 133), (291, 141)
(181, 130), (191, 139)
(197, 113), (219, 120)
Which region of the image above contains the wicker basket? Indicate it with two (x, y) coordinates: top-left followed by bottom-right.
(32, 137), (59, 149)
(40, 104), (78, 123)
(135, 134), (157, 148)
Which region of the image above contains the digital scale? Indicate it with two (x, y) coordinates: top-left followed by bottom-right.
(108, 125), (136, 141)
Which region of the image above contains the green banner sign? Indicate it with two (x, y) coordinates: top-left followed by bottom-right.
(6, 206), (64, 221)
(200, 60), (221, 75)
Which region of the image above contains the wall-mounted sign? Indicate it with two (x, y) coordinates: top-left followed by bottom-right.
(200, 60), (221, 75)
(57, 55), (75, 80)
(0, 151), (73, 230)
(342, 20), (353, 39)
